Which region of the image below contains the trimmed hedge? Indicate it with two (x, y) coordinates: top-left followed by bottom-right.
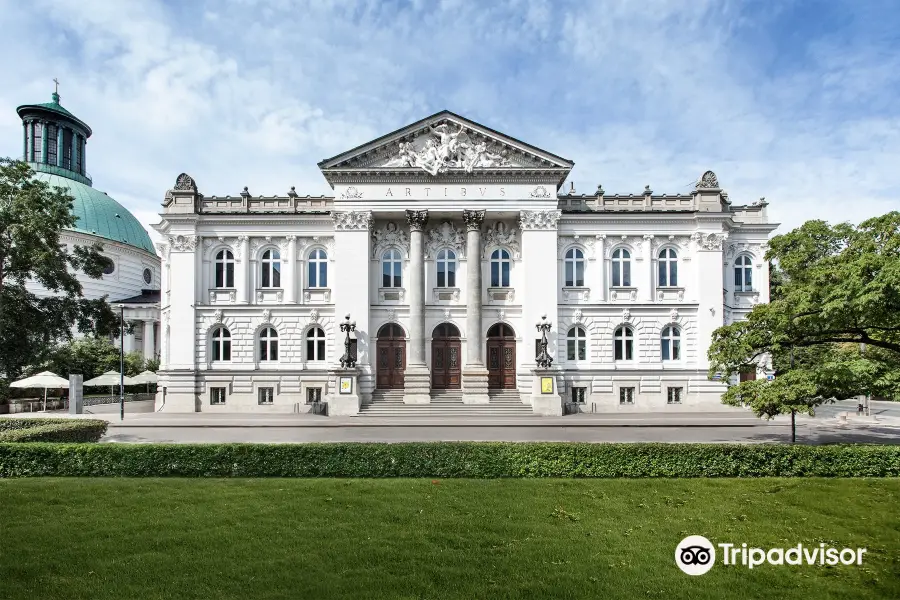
(0, 419), (108, 443)
(1, 442), (899, 478)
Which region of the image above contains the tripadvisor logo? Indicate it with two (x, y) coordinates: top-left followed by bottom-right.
(675, 536), (867, 576)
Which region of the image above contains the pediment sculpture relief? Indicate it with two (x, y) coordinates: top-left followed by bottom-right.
(382, 123), (514, 175)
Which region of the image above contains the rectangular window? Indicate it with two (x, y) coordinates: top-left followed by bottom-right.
(258, 387), (274, 405)
(571, 387), (586, 404)
(622, 261), (631, 287)
(446, 262), (456, 287)
(612, 261), (620, 286)
(575, 261), (584, 287)
(306, 387), (322, 404)
(307, 339), (326, 361)
(567, 340), (576, 361)
(210, 387), (226, 405)
(502, 261), (510, 287)
(667, 387), (683, 404)
(565, 262), (573, 287)
(619, 387), (635, 405)
(669, 261), (677, 286)
(740, 370), (757, 382)
(62, 128), (73, 170)
(46, 124), (58, 165)
(32, 123), (42, 163)
(437, 266), (445, 288)
(491, 261), (499, 287)
(272, 262), (281, 288)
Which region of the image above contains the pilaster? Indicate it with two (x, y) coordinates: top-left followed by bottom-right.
(519, 210), (562, 379)
(237, 235), (250, 304)
(285, 235), (297, 303)
(332, 211), (373, 400)
(693, 231), (727, 369)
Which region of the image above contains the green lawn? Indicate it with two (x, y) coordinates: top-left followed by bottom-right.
(1, 479), (898, 600)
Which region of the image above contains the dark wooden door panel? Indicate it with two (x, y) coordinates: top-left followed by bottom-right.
(432, 340), (461, 390)
(487, 339), (516, 389)
(377, 340), (406, 389)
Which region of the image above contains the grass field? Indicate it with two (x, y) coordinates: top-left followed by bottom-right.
(1, 478), (898, 599)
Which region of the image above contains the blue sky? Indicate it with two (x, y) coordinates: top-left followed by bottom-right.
(1, 0), (898, 242)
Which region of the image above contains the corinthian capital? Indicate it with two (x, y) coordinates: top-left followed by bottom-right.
(461, 209), (486, 231)
(332, 211), (374, 231)
(519, 210), (561, 230)
(405, 209), (429, 232)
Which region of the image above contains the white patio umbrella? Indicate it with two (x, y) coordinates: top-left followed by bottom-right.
(10, 371), (69, 412)
(130, 370), (158, 392)
(83, 370), (137, 397)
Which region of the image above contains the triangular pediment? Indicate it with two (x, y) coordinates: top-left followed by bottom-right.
(318, 111), (573, 178)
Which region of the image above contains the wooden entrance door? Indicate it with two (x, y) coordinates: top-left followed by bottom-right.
(376, 323), (406, 390)
(431, 323), (461, 389)
(487, 323), (516, 389)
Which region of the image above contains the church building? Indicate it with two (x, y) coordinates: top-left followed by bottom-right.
(154, 111), (776, 414)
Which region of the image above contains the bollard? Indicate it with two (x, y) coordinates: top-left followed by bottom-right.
(68, 374), (83, 415)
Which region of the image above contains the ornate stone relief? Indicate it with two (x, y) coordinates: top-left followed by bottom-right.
(235, 235), (249, 260)
(406, 210), (429, 231)
(332, 211), (373, 231)
(622, 309), (632, 322)
(167, 235), (198, 252)
(174, 173), (196, 191)
(443, 308), (451, 320)
(696, 170), (720, 189)
(386, 309), (397, 323)
(573, 309), (584, 325)
(425, 221), (465, 259)
(309, 309), (320, 324)
(155, 242), (170, 261)
(340, 186), (363, 199)
(693, 232), (728, 251)
(297, 236), (335, 260)
(461, 209), (485, 231)
(558, 234), (599, 259)
(498, 309), (506, 322)
(213, 309), (224, 324)
(530, 185), (552, 199)
(725, 242), (761, 263)
(380, 122), (515, 175)
(669, 308), (679, 323)
(261, 309), (272, 324)
(372, 222), (411, 258)
(482, 222), (521, 259)
(519, 210), (561, 230)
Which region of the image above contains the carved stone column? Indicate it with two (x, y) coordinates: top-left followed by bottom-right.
(142, 320), (156, 359)
(404, 209), (431, 403)
(461, 209), (489, 403)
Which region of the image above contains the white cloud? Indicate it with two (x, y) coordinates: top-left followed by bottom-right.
(0, 0), (897, 245)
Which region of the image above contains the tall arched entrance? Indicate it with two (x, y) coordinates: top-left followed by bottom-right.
(431, 323), (461, 389)
(487, 323), (516, 389)
(376, 323), (406, 390)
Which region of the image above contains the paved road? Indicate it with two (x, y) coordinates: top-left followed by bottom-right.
(102, 422), (900, 444)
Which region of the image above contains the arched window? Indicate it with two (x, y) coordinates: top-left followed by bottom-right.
(260, 249), (281, 288)
(658, 248), (678, 287)
(436, 249), (456, 288)
(612, 248), (631, 287)
(308, 249), (327, 288)
(661, 326), (681, 361)
(259, 327), (278, 361)
(565, 248), (585, 287)
(735, 255), (753, 291)
(306, 327), (326, 361)
(567, 326), (587, 361)
(215, 249), (235, 288)
(382, 249), (402, 288)
(490, 249), (511, 287)
(211, 327), (231, 362)
(614, 325), (633, 361)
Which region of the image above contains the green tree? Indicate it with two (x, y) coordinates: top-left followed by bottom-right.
(0, 159), (119, 392)
(709, 213), (900, 438)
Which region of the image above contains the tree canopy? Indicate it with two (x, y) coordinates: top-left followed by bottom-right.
(0, 159), (118, 394)
(709, 212), (900, 418)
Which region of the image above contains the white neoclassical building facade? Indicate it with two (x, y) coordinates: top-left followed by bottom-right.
(154, 111), (776, 414)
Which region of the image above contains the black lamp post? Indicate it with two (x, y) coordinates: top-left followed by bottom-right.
(119, 304), (125, 421)
(339, 313), (357, 368)
(535, 314), (553, 368)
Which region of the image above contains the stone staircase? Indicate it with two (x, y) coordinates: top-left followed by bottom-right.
(357, 389), (534, 417)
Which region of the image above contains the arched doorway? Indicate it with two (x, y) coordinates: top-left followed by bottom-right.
(376, 323), (406, 390)
(431, 323), (461, 389)
(487, 323), (516, 389)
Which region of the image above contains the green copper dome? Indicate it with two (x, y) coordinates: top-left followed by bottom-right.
(17, 90), (155, 255)
(32, 172), (156, 254)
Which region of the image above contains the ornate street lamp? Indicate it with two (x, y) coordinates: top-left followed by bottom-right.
(339, 313), (357, 368)
(535, 314), (553, 368)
